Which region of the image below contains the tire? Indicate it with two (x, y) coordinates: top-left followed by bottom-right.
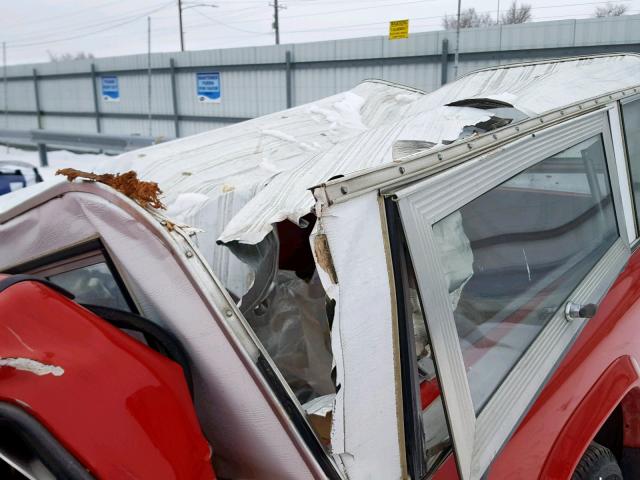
(572, 442), (623, 480)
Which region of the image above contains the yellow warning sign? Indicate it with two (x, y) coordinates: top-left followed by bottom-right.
(389, 19), (409, 40)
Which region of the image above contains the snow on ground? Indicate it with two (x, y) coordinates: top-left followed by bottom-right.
(0, 146), (113, 181)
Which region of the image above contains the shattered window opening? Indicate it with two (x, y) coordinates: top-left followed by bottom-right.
(225, 215), (336, 447)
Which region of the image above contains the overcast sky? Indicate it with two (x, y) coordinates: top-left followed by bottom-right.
(2, 0), (639, 65)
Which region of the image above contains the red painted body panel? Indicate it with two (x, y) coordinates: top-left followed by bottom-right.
(432, 247), (640, 479)
(0, 279), (215, 480)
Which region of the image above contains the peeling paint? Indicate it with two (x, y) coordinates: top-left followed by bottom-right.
(0, 358), (64, 377)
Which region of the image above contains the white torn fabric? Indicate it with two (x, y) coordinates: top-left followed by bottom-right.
(311, 192), (403, 479)
(86, 55), (640, 293)
(0, 358), (64, 376)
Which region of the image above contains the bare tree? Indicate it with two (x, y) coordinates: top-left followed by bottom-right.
(501, 1), (532, 24)
(594, 2), (629, 16)
(443, 8), (495, 30)
(47, 51), (95, 62)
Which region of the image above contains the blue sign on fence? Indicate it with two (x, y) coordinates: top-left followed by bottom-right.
(101, 75), (120, 102)
(196, 72), (221, 103)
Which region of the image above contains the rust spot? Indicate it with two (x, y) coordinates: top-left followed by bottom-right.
(56, 168), (165, 210)
(314, 233), (338, 284)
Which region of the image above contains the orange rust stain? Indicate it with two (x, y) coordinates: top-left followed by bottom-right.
(56, 168), (165, 210)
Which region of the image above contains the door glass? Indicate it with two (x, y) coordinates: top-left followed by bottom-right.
(432, 135), (618, 412)
(621, 100), (640, 226)
(47, 262), (131, 311)
(406, 251), (452, 473)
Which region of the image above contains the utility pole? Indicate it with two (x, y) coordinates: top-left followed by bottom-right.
(3, 42), (8, 153)
(147, 17), (153, 137)
(453, 0), (461, 79)
(273, 0), (280, 45)
(178, 0), (185, 52)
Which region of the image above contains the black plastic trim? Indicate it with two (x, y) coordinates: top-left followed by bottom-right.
(81, 304), (194, 397)
(0, 402), (94, 480)
(256, 354), (340, 480)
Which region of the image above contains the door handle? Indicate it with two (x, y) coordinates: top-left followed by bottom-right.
(565, 302), (598, 321)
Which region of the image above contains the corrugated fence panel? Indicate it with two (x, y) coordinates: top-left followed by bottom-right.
(1, 14), (639, 142)
(6, 80), (36, 111)
(41, 115), (97, 133)
(99, 72), (173, 115)
(39, 78), (94, 113)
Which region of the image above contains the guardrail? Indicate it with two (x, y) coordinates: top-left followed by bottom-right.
(0, 129), (160, 167)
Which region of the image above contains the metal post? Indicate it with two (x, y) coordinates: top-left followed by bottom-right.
(90, 63), (101, 133)
(170, 58), (180, 138)
(440, 39), (449, 85)
(453, 0), (461, 80)
(3, 41), (8, 153)
(33, 69), (42, 129)
(273, 0), (280, 45)
(37, 143), (48, 167)
(178, 0), (185, 52)
(147, 16), (152, 137)
(285, 50), (292, 108)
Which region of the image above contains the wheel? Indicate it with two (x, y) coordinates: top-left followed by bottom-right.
(572, 442), (623, 480)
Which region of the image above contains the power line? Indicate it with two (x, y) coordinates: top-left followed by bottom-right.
(7, 1), (176, 48)
(5, 1), (176, 45)
(191, 8), (270, 35)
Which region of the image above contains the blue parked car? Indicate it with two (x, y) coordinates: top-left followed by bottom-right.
(0, 161), (43, 195)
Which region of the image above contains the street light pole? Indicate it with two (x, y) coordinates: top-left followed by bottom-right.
(178, 0), (185, 52)
(453, 0), (461, 79)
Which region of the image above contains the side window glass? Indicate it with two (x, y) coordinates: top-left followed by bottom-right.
(431, 135), (618, 412)
(46, 262), (131, 311)
(621, 99), (640, 226)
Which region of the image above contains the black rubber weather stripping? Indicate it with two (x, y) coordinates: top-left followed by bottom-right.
(256, 355), (341, 480)
(0, 274), (74, 298)
(81, 304), (194, 398)
(384, 198), (426, 479)
(0, 402), (94, 480)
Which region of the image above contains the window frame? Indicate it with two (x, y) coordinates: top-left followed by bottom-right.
(4, 238), (139, 314)
(392, 110), (631, 480)
(618, 94), (640, 247)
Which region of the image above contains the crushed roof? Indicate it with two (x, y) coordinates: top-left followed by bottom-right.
(2, 54), (639, 291)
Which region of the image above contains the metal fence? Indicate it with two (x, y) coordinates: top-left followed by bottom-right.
(2, 15), (640, 140)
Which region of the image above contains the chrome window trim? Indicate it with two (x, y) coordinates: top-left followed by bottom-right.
(28, 250), (104, 278)
(394, 111), (630, 480)
(616, 96), (640, 243)
(604, 104), (634, 245)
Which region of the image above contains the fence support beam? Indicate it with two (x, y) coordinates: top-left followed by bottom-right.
(170, 58), (180, 138)
(441, 38), (449, 86)
(37, 143), (48, 167)
(90, 63), (101, 133)
(32, 69), (42, 129)
(285, 50), (293, 109)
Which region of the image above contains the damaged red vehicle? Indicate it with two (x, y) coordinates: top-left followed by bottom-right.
(1, 54), (640, 480)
